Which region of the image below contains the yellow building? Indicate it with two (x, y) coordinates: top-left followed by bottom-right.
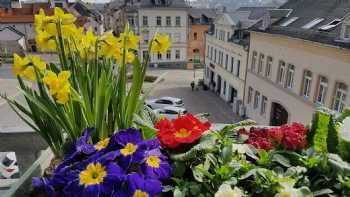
(245, 0), (350, 125)
(187, 8), (216, 69)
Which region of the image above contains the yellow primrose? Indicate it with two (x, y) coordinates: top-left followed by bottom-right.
(119, 31), (140, 50)
(53, 7), (76, 25)
(43, 70), (72, 104)
(150, 33), (171, 55)
(100, 32), (121, 59)
(36, 30), (57, 52)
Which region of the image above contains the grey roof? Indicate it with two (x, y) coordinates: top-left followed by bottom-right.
(139, 0), (187, 8)
(188, 8), (217, 19)
(251, 0), (350, 49)
(0, 0), (11, 8)
(228, 7), (273, 29)
(0, 26), (25, 41)
(72, 0), (103, 21)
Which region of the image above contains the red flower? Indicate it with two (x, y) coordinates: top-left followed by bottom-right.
(155, 114), (211, 149)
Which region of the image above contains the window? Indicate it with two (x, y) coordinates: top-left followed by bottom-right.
(175, 16), (181, 26)
(194, 32), (198, 40)
(143, 32), (149, 43)
(166, 16), (171, 26)
(156, 16), (162, 26)
(251, 51), (257, 71)
(227, 32), (230, 41)
(254, 91), (261, 109)
(175, 50), (180, 59)
(225, 54), (228, 70)
(333, 83), (347, 113)
(166, 50), (171, 60)
(277, 60), (286, 85)
(128, 16), (135, 26)
(319, 19), (341, 31)
(155, 99), (172, 104)
(143, 16), (148, 26)
(302, 70), (312, 98)
(258, 53), (265, 74)
(206, 45), (209, 57)
(230, 57), (234, 73)
(248, 87), (253, 104)
(285, 64), (295, 89)
(223, 81), (226, 95)
(173, 33), (181, 43)
(214, 49), (217, 63)
(261, 96), (267, 115)
(316, 76), (328, 105)
(345, 25), (350, 39)
(142, 51), (148, 61)
(265, 56), (272, 77)
(280, 17), (299, 27)
(210, 46), (213, 60)
(157, 53), (162, 60)
(236, 60), (240, 77)
(302, 18), (324, 29)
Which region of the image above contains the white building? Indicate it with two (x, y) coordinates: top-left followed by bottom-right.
(137, 0), (188, 68)
(204, 7), (272, 116)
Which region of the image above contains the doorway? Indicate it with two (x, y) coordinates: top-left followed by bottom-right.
(270, 102), (288, 126)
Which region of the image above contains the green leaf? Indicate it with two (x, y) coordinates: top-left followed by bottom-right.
(309, 110), (331, 153)
(257, 149), (270, 166)
(174, 187), (185, 197)
(271, 154), (291, 167)
(171, 161), (186, 177)
(313, 189), (333, 196)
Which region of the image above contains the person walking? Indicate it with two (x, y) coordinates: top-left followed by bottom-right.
(191, 81), (195, 91)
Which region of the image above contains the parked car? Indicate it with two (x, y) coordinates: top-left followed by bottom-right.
(154, 106), (187, 120)
(0, 152), (19, 179)
(145, 97), (184, 109)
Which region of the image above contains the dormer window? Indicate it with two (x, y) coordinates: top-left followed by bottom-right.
(280, 17), (299, 27)
(319, 19), (341, 31)
(302, 18), (324, 29)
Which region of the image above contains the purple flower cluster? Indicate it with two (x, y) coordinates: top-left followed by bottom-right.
(33, 128), (171, 197)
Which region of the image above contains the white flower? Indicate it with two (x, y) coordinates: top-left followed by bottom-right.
(275, 183), (300, 197)
(215, 184), (243, 197)
(339, 117), (350, 141)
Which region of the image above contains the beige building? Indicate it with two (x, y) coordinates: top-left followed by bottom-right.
(204, 7), (272, 115)
(245, 0), (350, 126)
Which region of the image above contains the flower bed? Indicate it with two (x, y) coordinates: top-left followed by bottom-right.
(2, 7), (350, 197)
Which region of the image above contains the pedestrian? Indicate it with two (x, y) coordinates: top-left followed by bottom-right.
(191, 81), (195, 91)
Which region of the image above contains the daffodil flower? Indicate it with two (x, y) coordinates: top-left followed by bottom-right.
(117, 50), (135, 65)
(13, 54), (46, 81)
(119, 31), (140, 50)
(35, 9), (55, 33)
(100, 32), (122, 59)
(43, 70), (72, 104)
(53, 7), (76, 25)
(36, 30), (57, 52)
(150, 33), (171, 55)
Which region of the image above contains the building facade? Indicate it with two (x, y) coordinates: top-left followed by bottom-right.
(187, 8), (216, 69)
(138, 0), (188, 68)
(204, 7), (272, 115)
(245, 0), (350, 126)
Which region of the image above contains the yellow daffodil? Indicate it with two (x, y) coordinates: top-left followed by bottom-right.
(150, 33), (171, 55)
(31, 55), (46, 71)
(100, 32), (122, 59)
(43, 70), (72, 104)
(117, 50), (135, 65)
(35, 9), (54, 33)
(12, 54), (41, 81)
(36, 30), (57, 52)
(54, 7), (76, 25)
(13, 53), (30, 77)
(119, 31), (139, 50)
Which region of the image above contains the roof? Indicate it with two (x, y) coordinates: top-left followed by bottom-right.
(188, 8), (217, 19)
(0, 26), (25, 41)
(0, 0), (11, 8)
(139, 0), (187, 9)
(227, 7), (273, 29)
(0, 15), (34, 23)
(71, 0), (103, 22)
(251, 0), (350, 49)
